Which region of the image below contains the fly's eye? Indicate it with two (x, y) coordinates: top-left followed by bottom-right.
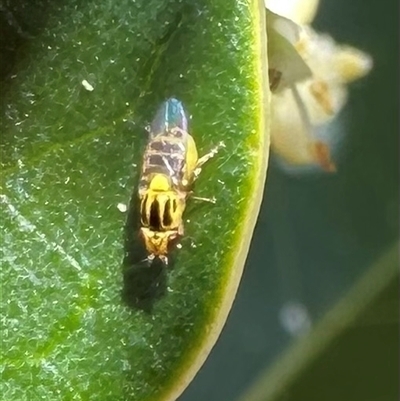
(163, 199), (172, 227)
(149, 199), (162, 230)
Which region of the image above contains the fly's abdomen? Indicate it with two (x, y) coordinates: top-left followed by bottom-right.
(140, 140), (186, 189)
(140, 99), (192, 190)
(150, 98), (189, 135)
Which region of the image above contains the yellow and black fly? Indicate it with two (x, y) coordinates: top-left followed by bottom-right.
(138, 98), (223, 265)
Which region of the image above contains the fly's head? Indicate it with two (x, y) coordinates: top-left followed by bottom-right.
(139, 228), (179, 264)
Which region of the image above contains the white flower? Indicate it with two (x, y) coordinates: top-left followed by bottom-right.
(265, 0), (320, 25)
(266, 3), (373, 172)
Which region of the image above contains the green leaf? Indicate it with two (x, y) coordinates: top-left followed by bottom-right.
(1, 1), (269, 400)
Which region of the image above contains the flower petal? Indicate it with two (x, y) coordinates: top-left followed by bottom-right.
(267, 10), (312, 91)
(269, 24), (372, 172)
(265, 0), (320, 25)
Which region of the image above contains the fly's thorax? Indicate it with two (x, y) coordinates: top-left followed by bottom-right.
(140, 175), (187, 232)
(139, 227), (178, 257)
(149, 174), (171, 192)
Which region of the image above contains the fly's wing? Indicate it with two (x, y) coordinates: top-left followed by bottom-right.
(140, 99), (191, 192)
(150, 98), (189, 138)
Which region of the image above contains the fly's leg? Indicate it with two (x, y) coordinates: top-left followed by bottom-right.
(193, 141), (225, 180)
(159, 255), (169, 265)
(187, 141), (224, 204)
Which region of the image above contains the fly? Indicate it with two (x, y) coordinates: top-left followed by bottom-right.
(138, 98), (224, 265)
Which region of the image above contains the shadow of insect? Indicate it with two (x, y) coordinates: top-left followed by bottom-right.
(121, 190), (176, 313)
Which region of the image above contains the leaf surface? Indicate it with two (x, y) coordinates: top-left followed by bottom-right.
(1, 1), (270, 400)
